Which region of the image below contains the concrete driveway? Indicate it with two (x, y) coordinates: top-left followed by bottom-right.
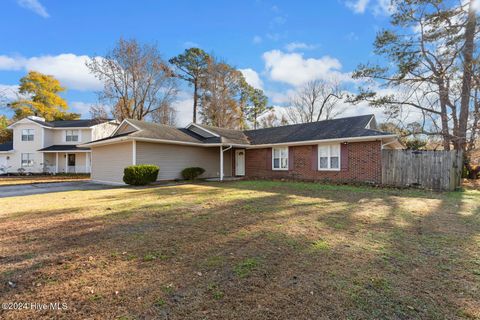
(0, 181), (114, 198)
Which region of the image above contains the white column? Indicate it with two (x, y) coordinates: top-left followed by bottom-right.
(55, 153), (59, 174)
(86, 153), (89, 173)
(65, 153), (68, 173)
(220, 146), (224, 181)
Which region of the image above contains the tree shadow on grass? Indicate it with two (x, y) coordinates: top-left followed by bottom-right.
(0, 181), (479, 319)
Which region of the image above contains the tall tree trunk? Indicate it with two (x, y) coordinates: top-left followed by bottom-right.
(457, 1), (477, 151)
(193, 78), (198, 123)
(438, 82), (452, 150)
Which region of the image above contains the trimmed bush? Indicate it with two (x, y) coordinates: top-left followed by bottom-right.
(123, 164), (159, 186)
(181, 167), (205, 180)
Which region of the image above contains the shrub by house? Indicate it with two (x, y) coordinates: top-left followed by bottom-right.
(123, 165), (159, 185)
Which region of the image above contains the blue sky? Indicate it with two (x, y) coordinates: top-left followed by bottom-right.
(0, 0), (394, 125)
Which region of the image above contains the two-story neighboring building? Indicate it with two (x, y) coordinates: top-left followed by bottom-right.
(0, 116), (117, 174)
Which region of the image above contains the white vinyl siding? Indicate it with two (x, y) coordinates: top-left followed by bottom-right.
(136, 142), (231, 180)
(21, 129), (34, 141)
(21, 153), (34, 167)
(318, 144), (340, 171)
(91, 142), (133, 184)
(272, 147), (288, 170)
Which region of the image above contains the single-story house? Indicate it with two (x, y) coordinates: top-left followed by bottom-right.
(82, 114), (403, 185)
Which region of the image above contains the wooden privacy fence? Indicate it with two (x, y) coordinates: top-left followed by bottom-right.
(382, 150), (463, 191)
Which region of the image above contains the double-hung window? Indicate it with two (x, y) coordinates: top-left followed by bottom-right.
(21, 153), (34, 167)
(272, 147), (288, 170)
(66, 130), (79, 142)
(21, 129), (34, 141)
(318, 144), (340, 170)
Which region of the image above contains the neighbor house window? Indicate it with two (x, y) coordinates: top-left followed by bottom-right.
(21, 153), (34, 167)
(318, 144), (340, 170)
(272, 147), (288, 170)
(66, 130), (79, 142)
(21, 129), (34, 141)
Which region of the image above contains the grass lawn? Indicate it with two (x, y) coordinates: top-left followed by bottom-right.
(0, 174), (90, 186)
(0, 181), (479, 319)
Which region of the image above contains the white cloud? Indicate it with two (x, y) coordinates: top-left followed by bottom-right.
(262, 50), (349, 87)
(346, 0), (370, 14)
(239, 68), (263, 89)
(346, 0), (394, 15)
(17, 0), (49, 18)
(70, 101), (96, 117)
(265, 89), (296, 104)
(0, 84), (19, 100)
(473, 0), (480, 12)
(284, 42), (318, 52)
(171, 92), (194, 126)
(0, 56), (24, 70)
(0, 54), (102, 91)
(252, 35), (263, 44)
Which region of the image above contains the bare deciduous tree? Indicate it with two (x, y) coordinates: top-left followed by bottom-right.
(151, 103), (177, 126)
(199, 58), (246, 129)
(351, 0), (478, 152)
(286, 79), (344, 124)
(86, 38), (179, 122)
(259, 109), (289, 128)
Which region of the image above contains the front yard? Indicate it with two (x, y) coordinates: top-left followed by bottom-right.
(0, 181), (479, 319)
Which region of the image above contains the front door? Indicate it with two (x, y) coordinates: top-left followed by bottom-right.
(235, 149), (245, 176)
(68, 154), (76, 173)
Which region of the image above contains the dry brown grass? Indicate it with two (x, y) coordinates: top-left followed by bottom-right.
(0, 180), (479, 319)
(0, 174), (90, 186)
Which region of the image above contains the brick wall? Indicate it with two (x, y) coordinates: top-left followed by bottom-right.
(243, 141), (382, 183)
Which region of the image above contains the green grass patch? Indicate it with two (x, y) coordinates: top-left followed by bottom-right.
(154, 298), (166, 308)
(207, 283), (224, 300)
(234, 258), (260, 278)
(310, 239), (330, 251)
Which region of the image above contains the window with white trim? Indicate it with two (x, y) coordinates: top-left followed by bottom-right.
(318, 144), (340, 170)
(21, 129), (34, 141)
(66, 130), (79, 142)
(272, 147), (288, 170)
(21, 153), (34, 167)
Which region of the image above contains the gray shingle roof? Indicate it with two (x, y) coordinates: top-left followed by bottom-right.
(30, 119), (113, 128)
(87, 114), (395, 146)
(195, 124), (250, 144)
(244, 114), (388, 144)
(0, 142), (13, 151)
(38, 145), (90, 152)
(126, 119), (206, 143)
